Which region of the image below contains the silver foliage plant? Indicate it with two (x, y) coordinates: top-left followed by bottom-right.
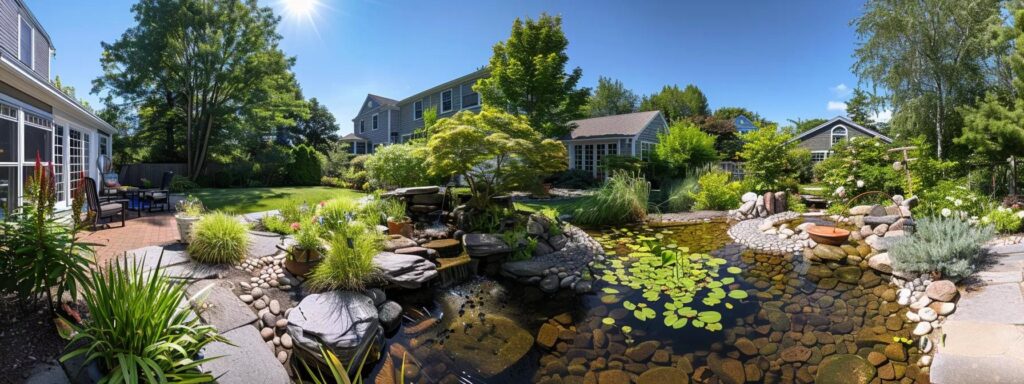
(889, 217), (994, 280)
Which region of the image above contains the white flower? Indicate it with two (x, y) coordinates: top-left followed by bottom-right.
(835, 186), (846, 198)
(941, 208), (952, 217)
(945, 196), (955, 202)
(856, 180), (865, 188)
(954, 199), (962, 207)
(1016, 211), (1024, 219)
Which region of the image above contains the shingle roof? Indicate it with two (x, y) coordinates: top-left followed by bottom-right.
(788, 116), (893, 144)
(339, 133), (366, 141)
(368, 94), (398, 106)
(565, 111), (662, 139)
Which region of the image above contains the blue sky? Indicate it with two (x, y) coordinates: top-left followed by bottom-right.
(27, 0), (876, 134)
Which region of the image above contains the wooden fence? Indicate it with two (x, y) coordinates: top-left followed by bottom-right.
(118, 163), (188, 186)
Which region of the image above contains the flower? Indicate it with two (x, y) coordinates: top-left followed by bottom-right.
(941, 208), (952, 217)
(954, 199), (963, 207)
(835, 186), (846, 198)
(856, 180), (865, 188)
(290, 222), (301, 231)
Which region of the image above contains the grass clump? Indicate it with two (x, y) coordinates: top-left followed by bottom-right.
(662, 175), (699, 212)
(62, 256), (225, 383)
(306, 221), (383, 292)
(572, 171), (650, 226)
(889, 217), (995, 280)
(690, 171), (741, 211)
(188, 212), (250, 263)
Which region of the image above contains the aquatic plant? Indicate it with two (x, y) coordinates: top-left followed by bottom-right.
(595, 227), (748, 331)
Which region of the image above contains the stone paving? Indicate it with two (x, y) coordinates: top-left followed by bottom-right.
(78, 211), (180, 266)
(931, 243), (1024, 383)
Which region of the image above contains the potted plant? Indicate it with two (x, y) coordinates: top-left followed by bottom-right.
(383, 198), (413, 237)
(285, 226), (324, 276)
(174, 196), (204, 243)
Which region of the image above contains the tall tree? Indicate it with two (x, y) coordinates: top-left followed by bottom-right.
(784, 118), (829, 135)
(845, 88), (877, 129)
(852, 0), (1004, 160)
(293, 98), (339, 153)
(587, 76), (638, 117)
(640, 84), (708, 122)
(95, 0), (306, 178)
(475, 14), (589, 138)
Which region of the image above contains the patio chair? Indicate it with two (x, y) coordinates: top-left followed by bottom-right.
(83, 177), (126, 229)
(145, 171), (174, 212)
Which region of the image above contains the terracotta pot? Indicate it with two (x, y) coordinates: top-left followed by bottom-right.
(284, 248), (322, 276)
(806, 226), (851, 246)
(387, 217), (413, 237)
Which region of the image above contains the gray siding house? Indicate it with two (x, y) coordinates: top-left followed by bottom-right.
(564, 111), (668, 179)
(344, 68), (488, 154)
(789, 116), (892, 163)
(0, 0), (115, 215)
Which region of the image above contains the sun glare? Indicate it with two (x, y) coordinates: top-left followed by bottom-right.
(283, 0), (319, 18)
(277, 0), (325, 37)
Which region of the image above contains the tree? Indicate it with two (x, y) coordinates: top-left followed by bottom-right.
(95, 0), (306, 178)
(852, 0), (1004, 160)
(654, 121), (719, 177)
(845, 88), (878, 129)
(364, 143), (433, 190)
(784, 118), (828, 135)
(640, 84), (708, 122)
(475, 14), (589, 138)
(587, 76), (638, 117)
(289, 144), (322, 186)
(425, 107), (567, 208)
(738, 124), (804, 192)
(293, 98), (339, 153)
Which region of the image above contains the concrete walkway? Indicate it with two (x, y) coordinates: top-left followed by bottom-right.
(931, 243), (1024, 383)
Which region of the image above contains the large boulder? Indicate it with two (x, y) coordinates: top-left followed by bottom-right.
(287, 291), (383, 366)
(464, 234), (512, 259)
(373, 252), (437, 289)
(815, 354), (877, 384)
(926, 280), (958, 302)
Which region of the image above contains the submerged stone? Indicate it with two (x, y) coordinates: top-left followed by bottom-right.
(816, 354), (876, 384)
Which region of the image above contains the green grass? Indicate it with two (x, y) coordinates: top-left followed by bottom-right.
(190, 187), (367, 214)
(514, 198), (584, 216)
(799, 183), (827, 197)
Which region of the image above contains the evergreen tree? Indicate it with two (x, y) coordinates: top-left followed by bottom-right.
(587, 76), (638, 117)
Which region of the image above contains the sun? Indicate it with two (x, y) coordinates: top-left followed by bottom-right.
(276, 0), (326, 37)
(282, 0), (319, 18)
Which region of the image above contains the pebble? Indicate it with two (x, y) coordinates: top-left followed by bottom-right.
(919, 355), (932, 367)
(260, 327), (274, 340)
(282, 333), (293, 348)
(912, 322), (932, 336)
(269, 300), (281, 315)
(251, 287), (264, 299)
(239, 294), (254, 303)
(273, 336), (280, 346)
(919, 336), (933, 353)
(254, 300), (267, 310)
(277, 351), (288, 364)
(918, 307), (938, 322)
(276, 319), (288, 329)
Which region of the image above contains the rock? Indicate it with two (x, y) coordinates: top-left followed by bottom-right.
(269, 300), (281, 315)
(781, 346), (812, 362)
(925, 280), (957, 302)
(392, 186), (439, 195)
(932, 301), (956, 315)
(287, 291), (382, 365)
(764, 192), (775, 214)
(884, 343), (907, 362)
(912, 322), (932, 336)
(919, 355), (932, 367)
(421, 239), (462, 258)
(539, 275), (560, 293)
(597, 370), (631, 384)
(814, 245), (847, 261)
(239, 294), (254, 304)
(815, 354), (876, 384)
(625, 341), (660, 362)
(835, 266), (863, 284)
(902, 196), (918, 208)
(872, 224), (889, 237)
(502, 260), (557, 277)
(918, 307), (938, 322)
(367, 288), (386, 306)
(864, 215), (899, 226)
(373, 252), (437, 289)
(537, 323), (559, 349)
(261, 327), (274, 340)
(738, 200), (755, 214)
(383, 235), (418, 252)
(637, 367), (689, 384)
(867, 351), (887, 366)
(276, 319), (288, 329)
(735, 338), (757, 356)
(849, 205), (875, 216)
(909, 296), (932, 311)
(868, 253), (892, 274)
(549, 234), (569, 251)
(463, 233), (512, 258)
(281, 333), (293, 349)
(708, 355), (746, 384)
(742, 192), (758, 203)
(918, 336), (933, 353)
(378, 301), (402, 332)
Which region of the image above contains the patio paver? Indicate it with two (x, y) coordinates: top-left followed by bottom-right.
(79, 212), (180, 266)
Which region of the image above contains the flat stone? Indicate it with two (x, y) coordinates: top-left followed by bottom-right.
(863, 215), (899, 226)
(868, 253), (892, 274)
(949, 283), (1024, 324)
(187, 282), (256, 332)
(163, 262), (230, 281)
(815, 354), (876, 384)
(393, 186), (440, 195)
(974, 271), (1024, 284)
(938, 320), (1024, 357)
(463, 233), (512, 258)
(200, 326), (290, 384)
(637, 367), (689, 384)
(383, 235), (418, 252)
(125, 244), (190, 272)
(931, 353), (1024, 384)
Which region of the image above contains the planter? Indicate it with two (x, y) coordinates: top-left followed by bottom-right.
(175, 215), (201, 243)
(284, 248), (322, 276)
(807, 226), (851, 246)
(387, 216), (413, 237)
(169, 193), (186, 209)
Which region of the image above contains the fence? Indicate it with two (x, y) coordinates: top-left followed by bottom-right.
(118, 163), (188, 186)
(718, 161), (744, 181)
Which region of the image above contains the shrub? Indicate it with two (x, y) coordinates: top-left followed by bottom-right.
(290, 144), (323, 186)
(261, 214), (293, 235)
(662, 175), (699, 212)
(916, 179), (989, 219)
(813, 137), (902, 198)
(654, 120), (719, 178)
(188, 212), (250, 263)
(343, 155), (371, 190)
(552, 169), (597, 189)
(252, 143), (294, 187)
(169, 175), (199, 193)
(738, 125), (804, 193)
(319, 198), (362, 230)
(320, 176), (347, 188)
(573, 171), (650, 226)
(322, 141), (352, 178)
(690, 171), (742, 210)
(307, 221), (383, 291)
(981, 207), (1023, 234)
(788, 193), (808, 213)
(889, 217), (995, 280)
(62, 257), (225, 383)
(364, 143), (432, 190)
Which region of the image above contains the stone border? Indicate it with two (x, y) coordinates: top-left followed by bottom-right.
(499, 223), (605, 294)
(727, 211), (804, 255)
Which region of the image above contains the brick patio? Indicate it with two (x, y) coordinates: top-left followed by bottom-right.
(78, 211), (181, 266)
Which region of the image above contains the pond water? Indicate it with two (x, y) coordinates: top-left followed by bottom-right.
(377, 220), (924, 383)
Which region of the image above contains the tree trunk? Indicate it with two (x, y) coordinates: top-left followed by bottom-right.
(1011, 155), (1018, 197)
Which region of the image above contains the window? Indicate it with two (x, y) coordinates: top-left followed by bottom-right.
(811, 151), (828, 163)
(19, 16), (32, 68)
(440, 89), (453, 112)
(831, 126), (848, 147)
(55, 125), (65, 202)
(0, 167), (13, 217)
(372, 114), (379, 130)
(413, 100), (423, 120)
(640, 141), (655, 161)
(574, 145), (584, 170)
(462, 91), (479, 109)
(359, 120), (365, 133)
(390, 132), (398, 143)
(0, 116), (14, 163)
(99, 134), (109, 157)
(23, 111), (52, 162)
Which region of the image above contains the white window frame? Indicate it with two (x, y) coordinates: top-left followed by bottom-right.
(372, 113), (379, 130)
(359, 119), (365, 133)
(461, 88), (480, 110)
(17, 14), (34, 70)
(639, 141), (656, 161)
(413, 100), (423, 120)
(440, 89), (453, 113)
(810, 150), (829, 163)
(830, 126), (848, 147)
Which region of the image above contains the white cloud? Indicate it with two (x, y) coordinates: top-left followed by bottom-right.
(871, 109), (893, 123)
(831, 83), (851, 97)
(827, 101), (847, 112)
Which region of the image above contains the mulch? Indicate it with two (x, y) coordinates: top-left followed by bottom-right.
(0, 295), (68, 384)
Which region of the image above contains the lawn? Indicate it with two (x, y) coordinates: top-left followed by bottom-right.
(514, 197), (584, 215)
(191, 186), (367, 214)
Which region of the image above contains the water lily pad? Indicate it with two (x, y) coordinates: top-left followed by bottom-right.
(726, 266), (742, 274)
(621, 326), (632, 333)
(602, 287), (620, 294)
(697, 311), (722, 323)
(728, 290), (749, 299)
(623, 301), (636, 310)
(602, 317), (615, 325)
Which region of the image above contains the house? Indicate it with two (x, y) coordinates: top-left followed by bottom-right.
(344, 68), (488, 154)
(0, 0), (115, 215)
(564, 110), (668, 179)
(734, 115), (758, 133)
(789, 116), (892, 163)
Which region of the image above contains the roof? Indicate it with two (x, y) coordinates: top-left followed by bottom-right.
(788, 115), (892, 144)
(398, 67), (490, 105)
(0, 51), (114, 134)
(368, 94), (398, 107)
(734, 115), (758, 133)
(564, 111), (662, 140)
(339, 133), (366, 141)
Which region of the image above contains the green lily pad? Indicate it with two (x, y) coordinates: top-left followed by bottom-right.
(728, 290), (749, 299)
(602, 287), (620, 294)
(726, 266), (742, 274)
(602, 317), (615, 325)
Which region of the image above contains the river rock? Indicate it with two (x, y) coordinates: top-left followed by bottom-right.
(625, 340), (660, 362)
(912, 322), (932, 336)
(742, 192), (758, 203)
(708, 355), (746, 384)
(816, 354), (876, 384)
(378, 301), (402, 332)
(598, 370), (631, 384)
(536, 323), (559, 349)
(287, 291), (382, 365)
(864, 215), (899, 226)
(925, 280), (957, 302)
(444, 312), (533, 377)
(884, 343), (907, 362)
(918, 307), (937, 322)
(835, 266), (863, 284)
(781, 346), (812, 362)
(868, 253), (892, 274)
(637, 367), (689, 384)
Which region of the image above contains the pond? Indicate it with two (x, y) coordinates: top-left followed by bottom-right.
(376, 220), (923, 383)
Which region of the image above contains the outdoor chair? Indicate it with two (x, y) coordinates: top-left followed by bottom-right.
(83, 177), (126, 230)
(145, 171), (174, 212)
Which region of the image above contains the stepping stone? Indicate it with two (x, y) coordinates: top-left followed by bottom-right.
(989, 243), (1024, 255)
(984, 253), (1024, 273)
(187, 282), (256, 332)
(949, 283), (1024, 325)
(422, 239), (462, 258)
(248, 232), (293, 259)
(163, 262), (230, 281)
(125, 244), (190, 272)
(200, 326), (290, 384)
(932, 353), (1024, 384)
(939, 320), (1024, 357)
(974, 270), (1024, 285)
